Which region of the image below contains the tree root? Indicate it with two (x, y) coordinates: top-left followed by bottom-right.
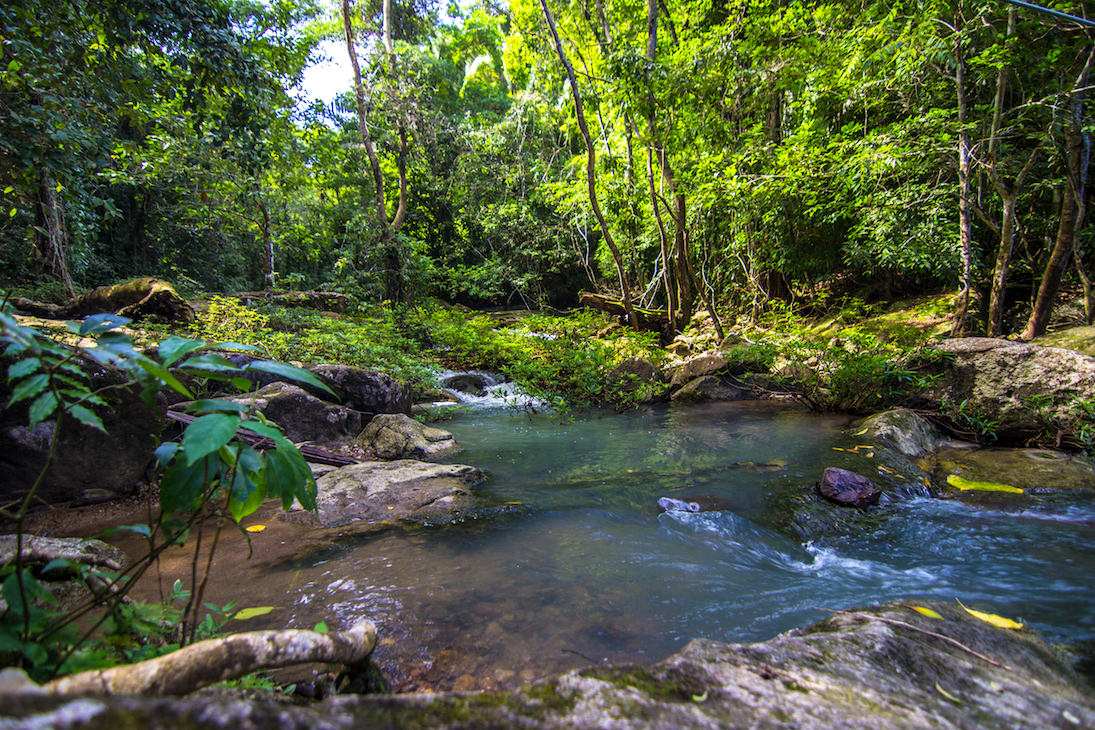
(43, 620), (377, 696)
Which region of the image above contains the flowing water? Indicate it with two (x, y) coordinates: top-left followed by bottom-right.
(131, 394), (1095, 692)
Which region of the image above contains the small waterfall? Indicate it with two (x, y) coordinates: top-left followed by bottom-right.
(437, 370), (545, 410)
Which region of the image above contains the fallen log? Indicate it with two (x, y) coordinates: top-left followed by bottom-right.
(578, 291), (671, 334)
(43, 620), (377, 696)
(165, 411), (363, 467)
(230, 290), (349, 313)
(11, 278), (194, 324)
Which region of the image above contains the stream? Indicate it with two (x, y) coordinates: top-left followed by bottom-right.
(126, 397), (1095, 692)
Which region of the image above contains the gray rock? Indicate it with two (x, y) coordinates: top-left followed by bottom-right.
(308, 364), (411, 415)
(669, 351), (728, 391)
(218, 382), (365, 444)
(671, 376), (744, 403)
(355, 413), (460, 460)
(927, 337), (1095, 442)
(291, 459), (484, 528)
(0, 357), (163, 506)
(0, 535), (127, 612)
(607, 357), (666, 403)
(857, 408), (946, 458)
(3, 602), (1092, 728)
(440, 372), (494, 397)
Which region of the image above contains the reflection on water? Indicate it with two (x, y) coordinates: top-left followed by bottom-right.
(153, 402), (1095, 691)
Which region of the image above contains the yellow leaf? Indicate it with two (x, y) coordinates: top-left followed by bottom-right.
(691, 691), (708, 702)
(957, 600), (1023, 630)
(877, 465), (897, 476)
(245, 524), (266, 533)
(935, 682), (963, 703)
(232, 606), (278, 621)
(946, 475), (1024, 494)
(852, 427), (869, 436)
(909, 605), (943, 620)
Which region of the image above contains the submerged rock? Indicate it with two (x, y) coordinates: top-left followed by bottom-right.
(355, 413), (460, 460)
(288, 460), (484, 529)
(856, 408), (950, 458)
(4, 602), (1092, 728)
(818, 467), (881, 508)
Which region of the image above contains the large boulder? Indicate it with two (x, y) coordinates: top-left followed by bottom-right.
(355, 413), (459, 460)
(669, 351), (728, 391)
(289, 460), (484, 529)
(0, 360), (163, 506)
(218, 382), (365, 444)
(308, 364), (411, 415)
(671, 375), (745, 403)
(927, 338), (1095, 442)
(3, 602), (1093, 728)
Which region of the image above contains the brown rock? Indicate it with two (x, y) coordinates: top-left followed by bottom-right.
(818, 467), (881, 508)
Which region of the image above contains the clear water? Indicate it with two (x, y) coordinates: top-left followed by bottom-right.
(224, 402), (1095, 691)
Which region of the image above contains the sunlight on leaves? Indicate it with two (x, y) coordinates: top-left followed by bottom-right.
(957, 600), (1023, 630)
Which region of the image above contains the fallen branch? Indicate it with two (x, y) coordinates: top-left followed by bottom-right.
(44, 620), (377, 696)
(812, 607), (1007, 668)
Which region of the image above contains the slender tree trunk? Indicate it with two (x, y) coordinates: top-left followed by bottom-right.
(258, 198), (275, 290)
(952, 39), (974, 337)
(539, 0), (638, 328)
(38, 167), (74, 297)
(342, 0), (386, 226)
(1021, 47), (1093, 340)
(986, 147), (1039, 337)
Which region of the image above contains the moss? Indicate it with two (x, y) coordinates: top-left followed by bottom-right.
(582, 666), (706, 703)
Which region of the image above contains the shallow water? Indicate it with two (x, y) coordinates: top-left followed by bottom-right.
(188, 400), (1091, 691)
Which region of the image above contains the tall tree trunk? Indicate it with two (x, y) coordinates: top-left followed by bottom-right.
(1021, 47), (1093, 340)
(342, 0), (408, 302)
(644, 0), (695, 332)
(986, 147), (1039, 337)
(952, 38), (974, 337)
(538, 0), (638, 328)
(258, 198), (275, 290)
(38, 167), (75, 297)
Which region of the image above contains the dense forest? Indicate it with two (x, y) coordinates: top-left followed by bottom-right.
(1, 0), (1092, 338)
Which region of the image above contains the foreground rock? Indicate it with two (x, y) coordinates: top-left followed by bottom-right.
(927, 337), (1095, 443)
(3, 602), (1092, 728)
(0, 359), (163, 506)
(355, 413), (460, 460)
(288, 460), (484, 529)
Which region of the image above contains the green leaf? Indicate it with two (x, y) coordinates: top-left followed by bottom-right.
(97, 523), (152, 538)
(178, 353), (239, 373)
(154, 442), (181, 466)
(182, 413), (240, 465)
(41, 558), (76, 575)
(228, 472), (265, 522)
(265, 445), (315, 511)
(7, 357), (40, 380)
(79, 313), (131, 336)
(68, 404), (105, 432)
(185, 399), (248, 414)
(313, 621), (328, 633)
(29, 391), (58, 426)
(158, 336), (205, 366)
(231, 606), (278, 621)
(245, 361), (335, 398)
(211, 341), (260, 352)
(135, 358), (192, 399)
(159, 455), (215, 514)
(10, 373), (48, 405)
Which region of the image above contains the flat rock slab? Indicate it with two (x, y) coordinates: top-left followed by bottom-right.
(4, 602), (1092, 728)
(288, 460), (485, 529)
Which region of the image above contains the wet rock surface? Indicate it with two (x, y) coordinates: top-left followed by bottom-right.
(817, 467), (882, 508)
(287, 460), (485, 529)
(4, 602), (1093, 729)
(670, 375), (744, 403)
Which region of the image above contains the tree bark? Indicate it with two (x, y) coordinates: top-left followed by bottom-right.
(986, 146), (1038, 337)
(38, 167), (75, 298)
(952, 38), (974, 337)
(1020, 47), (1093, 340)
(44, 621), (377, 696)
(538, 0), (639, 329)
